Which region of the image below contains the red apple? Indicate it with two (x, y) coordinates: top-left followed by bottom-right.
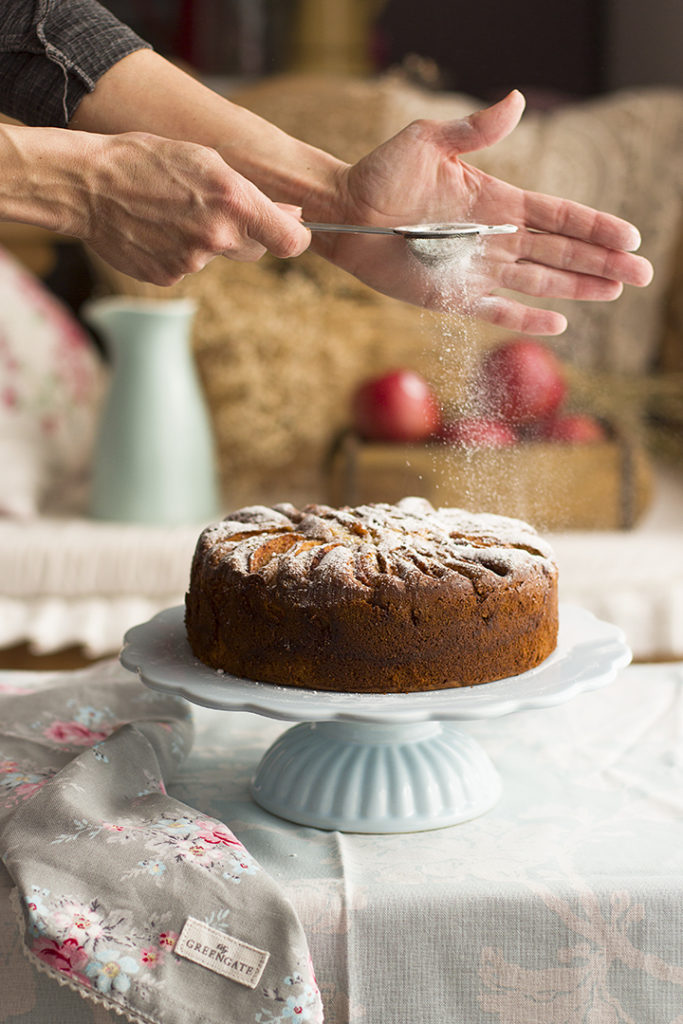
(479, 339), (567, 426)
(437, 417), (518, 448)
(352, 369), (442, 442)
(542, 413), (607, 443)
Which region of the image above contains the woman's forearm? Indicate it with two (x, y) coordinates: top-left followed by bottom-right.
(67, 49), (347, 221)
(0, 122), (93, 236)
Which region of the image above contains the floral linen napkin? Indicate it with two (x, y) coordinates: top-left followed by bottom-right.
(0, 661), (323, 1024)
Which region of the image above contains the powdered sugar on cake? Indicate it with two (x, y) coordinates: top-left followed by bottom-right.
(204, 497), (555, 593)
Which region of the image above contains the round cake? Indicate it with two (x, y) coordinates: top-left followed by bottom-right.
(185, 497), (558, 693)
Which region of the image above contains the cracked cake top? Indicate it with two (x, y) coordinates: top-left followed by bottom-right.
(193, 497), (555, 600)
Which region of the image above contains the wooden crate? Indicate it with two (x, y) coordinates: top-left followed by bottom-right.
(327, 431), (653, 530)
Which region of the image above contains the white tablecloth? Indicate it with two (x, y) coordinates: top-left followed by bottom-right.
(2, 658), (683, 1023)
(0, 466), (682, 659)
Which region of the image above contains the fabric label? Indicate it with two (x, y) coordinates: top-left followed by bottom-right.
(175, 917), (270, 989)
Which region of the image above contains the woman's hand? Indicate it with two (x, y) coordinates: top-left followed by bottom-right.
(309, 91), (654, 335)
(75, 131), (311, 286)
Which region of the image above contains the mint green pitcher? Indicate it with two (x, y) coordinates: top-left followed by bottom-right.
(84, 297), (220, 525)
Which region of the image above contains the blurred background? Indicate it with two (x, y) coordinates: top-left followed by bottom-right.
(105, 0), (683, 94)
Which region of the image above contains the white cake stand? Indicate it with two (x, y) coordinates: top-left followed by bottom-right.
(120, 604), (630, 833)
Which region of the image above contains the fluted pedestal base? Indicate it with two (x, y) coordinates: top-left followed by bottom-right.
(252, 719), (501, 832)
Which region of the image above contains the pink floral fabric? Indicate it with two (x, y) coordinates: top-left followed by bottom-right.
(0, 245), (105, 517)
(0, 665), (322, 1024)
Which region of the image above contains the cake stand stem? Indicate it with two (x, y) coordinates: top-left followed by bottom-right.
(251, 719), (501, 833)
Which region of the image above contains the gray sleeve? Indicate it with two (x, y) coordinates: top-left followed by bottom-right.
(0, 0), (152, 127)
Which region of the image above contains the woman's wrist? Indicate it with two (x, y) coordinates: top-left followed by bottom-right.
(215, 107), (348, 216)
(0, 122), (94, 237)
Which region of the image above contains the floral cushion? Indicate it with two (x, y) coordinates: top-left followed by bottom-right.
(0, 245), (105, 517)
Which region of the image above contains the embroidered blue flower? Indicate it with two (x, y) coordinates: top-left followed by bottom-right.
(277, 994), (309, 1020)
(155, 814), (197, 833)
(139, 858), (166, 877)
(73, 705), (108, 728)
(24, 890), (51, 937)
(0, 766), (44, 790)
(85, 946), (139, 994)
(223, 858), (258, 883)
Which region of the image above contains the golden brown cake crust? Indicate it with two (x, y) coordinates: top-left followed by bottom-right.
(184, 497), (559, 692)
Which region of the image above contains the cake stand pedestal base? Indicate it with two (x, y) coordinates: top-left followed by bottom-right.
(251, 719), (501, 832)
